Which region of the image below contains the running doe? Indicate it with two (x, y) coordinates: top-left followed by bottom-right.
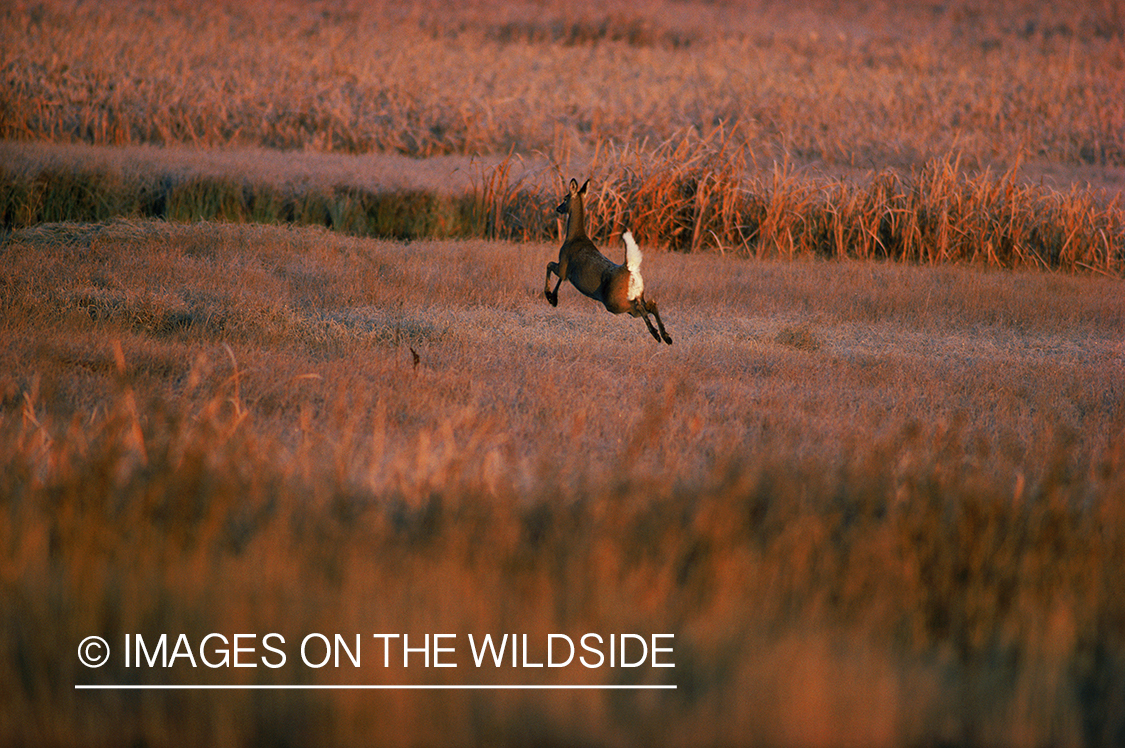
(544, 178), (673, 344)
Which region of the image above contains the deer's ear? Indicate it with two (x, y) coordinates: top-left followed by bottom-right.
(569, 178), (579, 193)
(579, 179), (589, 196)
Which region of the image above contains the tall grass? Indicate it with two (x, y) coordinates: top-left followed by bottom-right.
(573, 138), (1125, 276)
(4, 137), (1123, 274)
(3, 218), (1125, 745)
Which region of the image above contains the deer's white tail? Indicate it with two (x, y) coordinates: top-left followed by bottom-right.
(623, 229), (644, 301)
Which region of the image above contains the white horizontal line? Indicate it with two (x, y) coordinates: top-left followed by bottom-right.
(75, 684), (676, 690)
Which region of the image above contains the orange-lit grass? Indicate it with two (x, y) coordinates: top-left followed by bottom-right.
(4, 138), (1123, 275)
(2, 219), (1124, 746)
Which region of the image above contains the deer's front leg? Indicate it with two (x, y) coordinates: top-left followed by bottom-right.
(544, 260), (565, 307)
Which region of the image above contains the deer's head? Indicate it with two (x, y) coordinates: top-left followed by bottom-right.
(556, 178), (589, 216)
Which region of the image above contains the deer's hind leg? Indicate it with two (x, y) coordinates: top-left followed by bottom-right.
(639, 295), (673, 345)
(544, 261), (565, 307)
(632, 298), (663, 342)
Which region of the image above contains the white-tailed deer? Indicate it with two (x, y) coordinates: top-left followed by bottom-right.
(544, 178), (673, 344)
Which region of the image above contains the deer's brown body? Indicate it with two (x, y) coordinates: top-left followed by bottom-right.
(544, 178), (673, 344)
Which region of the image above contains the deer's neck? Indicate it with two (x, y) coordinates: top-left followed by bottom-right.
(565, 199), (586, 242)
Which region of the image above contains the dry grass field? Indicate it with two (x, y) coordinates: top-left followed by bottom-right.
(3, 0), (1123, 168)
(3, 219), (1124, 746)
(3, 0), (1125, 746)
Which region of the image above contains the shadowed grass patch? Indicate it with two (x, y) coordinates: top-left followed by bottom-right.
(775, 324), (822, 352)
(2, 167), (490, 240)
